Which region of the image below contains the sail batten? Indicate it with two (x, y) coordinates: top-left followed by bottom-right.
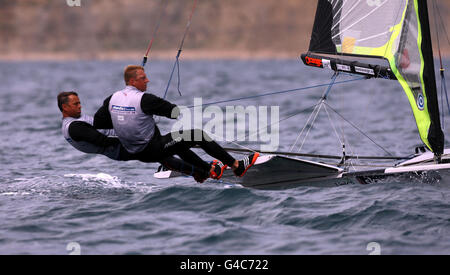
(331, 0), (391, 41)
(302, 0), (444, 155)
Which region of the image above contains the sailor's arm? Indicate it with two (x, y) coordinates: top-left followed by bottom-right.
(141, 94), (180, 119)
(94, 95), (114, 129)
(69, 121), (120, 147)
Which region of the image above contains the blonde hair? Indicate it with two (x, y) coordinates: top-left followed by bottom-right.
(124, 65), (145, 85)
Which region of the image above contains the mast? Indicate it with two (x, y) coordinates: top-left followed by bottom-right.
(416, 0), (444, 159)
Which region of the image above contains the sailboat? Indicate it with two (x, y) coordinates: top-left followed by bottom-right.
(155, 0), (450, 189)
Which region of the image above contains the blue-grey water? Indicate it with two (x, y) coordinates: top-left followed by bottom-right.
(0, 59), (449, 255)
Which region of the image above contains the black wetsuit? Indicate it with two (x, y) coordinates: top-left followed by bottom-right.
(67, 120), (211, 178)
(68, 121), (121, 149)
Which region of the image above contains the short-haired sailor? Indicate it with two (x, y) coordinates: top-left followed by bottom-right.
(58, 91), (218, 183)
(94, 65), (260, 182)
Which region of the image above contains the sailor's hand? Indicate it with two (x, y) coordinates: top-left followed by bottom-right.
(193, 173), (207, 184)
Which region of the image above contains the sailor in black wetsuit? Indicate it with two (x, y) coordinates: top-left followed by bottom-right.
(94, 65), (259, 182)
(58, 91), (213, 183)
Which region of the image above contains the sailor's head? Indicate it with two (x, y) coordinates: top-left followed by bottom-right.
(58, 91), (81, 118)
(124, 65), (149, 92)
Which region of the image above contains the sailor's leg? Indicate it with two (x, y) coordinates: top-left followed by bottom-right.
(160, 156), (209, 183)
(163, 129), (236, 167)
(176, 149), (212, 172)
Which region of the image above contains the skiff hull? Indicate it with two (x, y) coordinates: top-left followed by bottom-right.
(154, 150), (450, 190)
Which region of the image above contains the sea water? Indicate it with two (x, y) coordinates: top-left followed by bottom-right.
(0, 59), (449, 255)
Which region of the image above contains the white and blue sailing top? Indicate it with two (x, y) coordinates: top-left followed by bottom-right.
(62, 114), (121, 160)
(109, 86), (156, 154)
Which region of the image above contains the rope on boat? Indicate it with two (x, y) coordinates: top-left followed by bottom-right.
(163, 0), (198, 99)
(295, 72), (339, 154)
(324, 102), (394, 157)
(212, 147), (409, 161)
(187, 76), (367, 109)
(432, 0), (450, 127)
(141, 0), (168, 67)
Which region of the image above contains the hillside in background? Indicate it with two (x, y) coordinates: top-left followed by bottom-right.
(0, 0), (449, 59)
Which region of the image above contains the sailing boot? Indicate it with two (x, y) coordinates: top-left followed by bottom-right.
(193, 169), (209, 183)
(210, 160), (227, 180)
(233, 153), (260, 178)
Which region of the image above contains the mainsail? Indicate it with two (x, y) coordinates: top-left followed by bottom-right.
(301, 0), (444, 155)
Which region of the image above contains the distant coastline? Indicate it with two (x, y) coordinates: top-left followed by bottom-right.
(0, 50), (305, 61)
(2, 0), (448, 62)
(1, 49), (448, 62)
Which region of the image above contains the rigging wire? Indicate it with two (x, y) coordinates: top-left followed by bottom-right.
(141, 0), (168, 67)
(223, 99), (409, 163)
(433, 0), (444, 69)
(432, 0), (450, 128)
(434, 0), (450, 47)
(203, 103), (322, 154)
(288, 73), (338, 153)
(187, 76), (366, 109)
(323, 102), (394, 157)
(290, 99), (324, 153)
(214, 147), (407, 162)
(324, 103), (349, 166)
(163, 0), (198, 100)
(296, 73), (339, 154)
